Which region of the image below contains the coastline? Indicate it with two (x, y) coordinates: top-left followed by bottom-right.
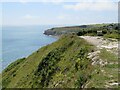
(43, 31), (60, 39)
(2, 25), (119, 88)
(2, 27), (57, 71)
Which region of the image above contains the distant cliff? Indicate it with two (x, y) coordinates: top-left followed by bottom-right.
(44, 23), (119, 39)
(44, 25), (88, 36)
(44, 29), (56, 35)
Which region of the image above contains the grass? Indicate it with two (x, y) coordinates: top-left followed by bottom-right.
(2, 33), (118, 88)
(86, 48), (118, 88)
(86, 63), (118, 88)
(104, 33), (119, 39)
(2, 34), (94, 88)
(99, 48), (118, 62)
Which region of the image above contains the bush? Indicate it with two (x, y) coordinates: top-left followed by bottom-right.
(75, 72), (87, 88)
(104, 33), (119, 39)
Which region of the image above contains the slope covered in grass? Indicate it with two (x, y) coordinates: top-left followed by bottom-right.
(2, 34), (94, 88)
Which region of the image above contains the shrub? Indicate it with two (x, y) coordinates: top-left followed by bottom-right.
(75, 72), (87, 88)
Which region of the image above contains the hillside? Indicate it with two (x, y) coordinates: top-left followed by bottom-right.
(2, 34), (94, 88)
(2, 34), (118, 88)
(80, 36), (118, 88)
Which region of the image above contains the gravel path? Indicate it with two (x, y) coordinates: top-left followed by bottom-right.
(80, 36), (118, 50)
(80, 36), (119, 88)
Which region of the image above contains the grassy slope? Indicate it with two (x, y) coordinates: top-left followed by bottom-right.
(2, 34), (118, 88)
(2, 34), (94, 88)
(86, 49), (118, 88)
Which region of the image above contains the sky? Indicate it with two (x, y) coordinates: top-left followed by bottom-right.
(0, 0), (119, 26)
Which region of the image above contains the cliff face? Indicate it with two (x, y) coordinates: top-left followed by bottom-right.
(2, 35), (94, 88)
(44, 29), (56, 35)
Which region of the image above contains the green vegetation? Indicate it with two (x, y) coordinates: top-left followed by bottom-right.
(2, 34), (94, 88)
(86, 63), (118, 88)
(99, 48), (118, 62)
(2, 22), (119, 88)
(44, 23), (119, 39)
(104, 33), (119, 39)
(86, 48), (118, 88)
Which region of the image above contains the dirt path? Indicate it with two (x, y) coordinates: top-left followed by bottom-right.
(80, 36), (119, 88)
(80, 36), (104, 46)
(80, 36), (118, 51)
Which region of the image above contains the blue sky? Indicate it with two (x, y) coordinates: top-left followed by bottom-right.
(0, 0), (119, 26)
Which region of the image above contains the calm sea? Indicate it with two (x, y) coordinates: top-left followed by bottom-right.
(2, 25), (57, 71)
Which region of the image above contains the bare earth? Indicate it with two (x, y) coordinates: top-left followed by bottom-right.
(80, 36), (118, 55)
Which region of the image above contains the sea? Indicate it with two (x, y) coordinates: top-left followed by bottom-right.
(2, 25), (58, 71)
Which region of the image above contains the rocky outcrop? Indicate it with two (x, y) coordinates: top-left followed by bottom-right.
(44, 29), (56, 35)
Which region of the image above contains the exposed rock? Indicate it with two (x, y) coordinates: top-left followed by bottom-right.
(44, 30), (56, 35)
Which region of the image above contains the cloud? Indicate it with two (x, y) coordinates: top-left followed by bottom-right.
(1, 0), (119, 3)
(57, 15), (65, 19)
(63, 1), (118, 11)
(41, 0), (64, 3)
(23, 14), (32, 19)
(0, 0), (118, 3)
(19, 0), (28, 4)
(57, 14), (68, 19)
(23, 14), (37, 19)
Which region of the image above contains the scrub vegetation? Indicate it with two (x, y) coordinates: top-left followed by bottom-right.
(2, 35), (94, 88)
